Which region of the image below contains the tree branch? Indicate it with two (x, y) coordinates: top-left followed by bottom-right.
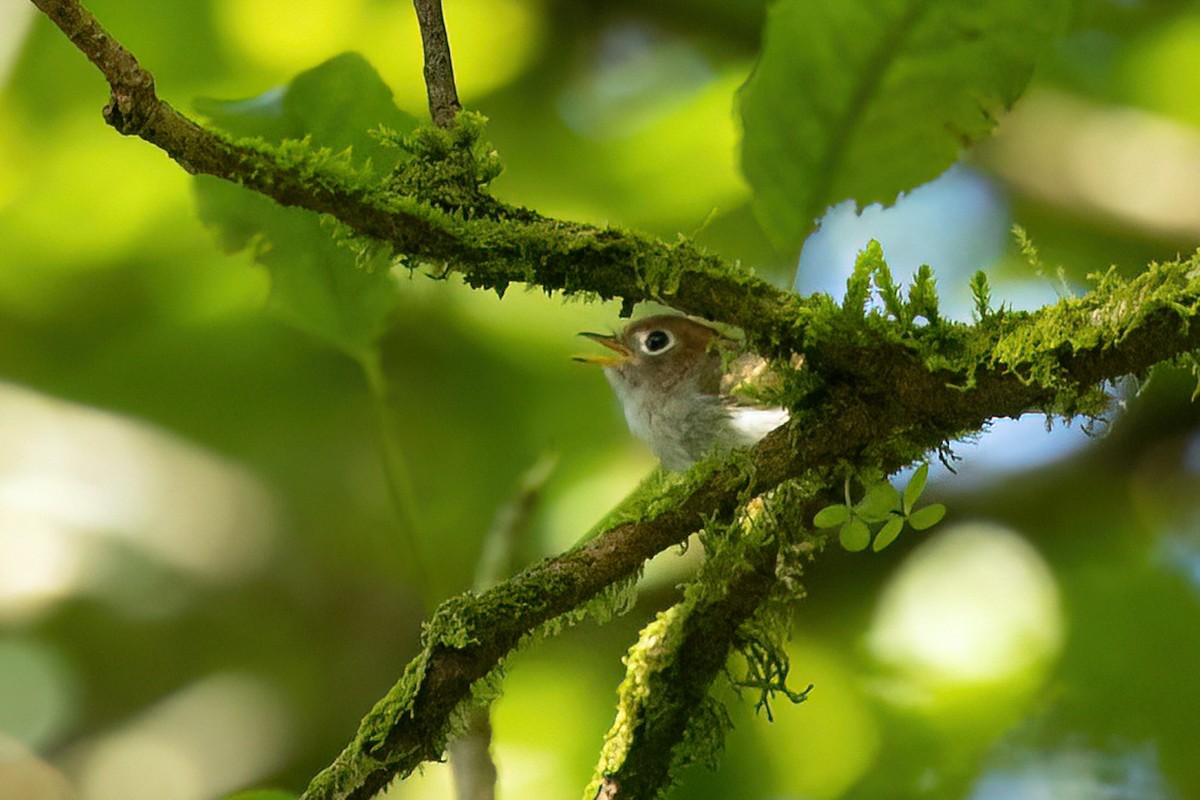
(412, 0), (461, 128)
(589, 509), (793, 799)
(28, 0), (800, 344)
(298, 256), (1200, 798)
(587, 476), (822, 799)
(26, 2), (1200, 798)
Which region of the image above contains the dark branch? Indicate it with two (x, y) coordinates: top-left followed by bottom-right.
(412, 0), (461, 128)
(30, 0), (155, 124)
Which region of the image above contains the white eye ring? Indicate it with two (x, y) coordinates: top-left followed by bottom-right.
(640, 329), (675, 355)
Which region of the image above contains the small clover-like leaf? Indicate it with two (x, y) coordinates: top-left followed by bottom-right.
(903, 464), (929, 514)
(908, 503), (947, 531)
(813, 504), (851, 528)
(839, 518), (871, 552)
(857, 482), (901, 523)
(872, 516), (905, 552)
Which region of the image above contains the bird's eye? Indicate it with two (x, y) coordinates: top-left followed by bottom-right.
(643, 330), (673, 354)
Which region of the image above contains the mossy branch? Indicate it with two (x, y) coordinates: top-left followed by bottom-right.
(29, 0), (802, 344)
(589, 485), (820, 800)
(28, 2), (1200, 799)
(299, 250), (1200, 799)
(589, 538), (780, 800)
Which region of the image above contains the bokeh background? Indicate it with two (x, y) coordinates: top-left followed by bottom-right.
(3, 0), (1200, 798)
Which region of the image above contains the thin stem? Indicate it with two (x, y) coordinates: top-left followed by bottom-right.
(412, 0), (461, 128)
(448, 702), (497, 800)
(473, 452), (557, 590)
(359, 352), (434, 609)
(449, 453), (555, 800)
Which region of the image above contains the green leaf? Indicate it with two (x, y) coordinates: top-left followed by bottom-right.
(907, 503), (947, 531)
(903, 463), (929, 514)
(739, 0), (1069, 252)
(196, 52), (420, 170)
(839, 518), (871, 552)
(813, 504), (851, 528)
(856, 481), (900, 523)
(193, 54), (422, 359)
(195, 177), (401, 360)
(872, 516), (905, 551)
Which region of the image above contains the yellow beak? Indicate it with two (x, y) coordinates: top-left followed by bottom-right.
(573, 331), (633, 366)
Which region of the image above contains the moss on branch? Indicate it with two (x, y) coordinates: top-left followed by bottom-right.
(298, 242), (1200, 794)
(588, 484), (822, 800)
(27, 2), (1200, 798)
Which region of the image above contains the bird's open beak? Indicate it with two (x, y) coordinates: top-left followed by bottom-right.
(573, 332), (632, 366)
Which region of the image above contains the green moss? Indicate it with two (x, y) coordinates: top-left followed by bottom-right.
(385, 112), (506, 217)
(990, 255), (1200, 393)
(186, 90), (1200, 800)
(585, 480), (825, 800)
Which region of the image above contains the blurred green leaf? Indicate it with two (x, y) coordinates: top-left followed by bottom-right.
(908, 503), (947, 531)
(196, 52), (420, 167)
(872, 516), (905, 551)
(195, 176), (400, 360)
(813, 503), (851, 528)
(903, 463), (929, 513)
(739, 0), (1069, 251)
(839, 518), (871, 551)
(193, 54), (421, 359)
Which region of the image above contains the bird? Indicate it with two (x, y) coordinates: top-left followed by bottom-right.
(575, 315), (789, 471)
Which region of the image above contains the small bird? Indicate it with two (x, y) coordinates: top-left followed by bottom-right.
(575, 315), (789, 471)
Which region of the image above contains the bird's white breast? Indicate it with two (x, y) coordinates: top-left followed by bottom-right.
(604, 368), (787, 471)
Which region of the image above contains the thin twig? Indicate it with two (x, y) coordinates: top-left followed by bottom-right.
(473, 452), (557, 590)
(412, 0), (461, 128)
(448, 706), (496, 800)
(448, 454), (555, 800)
(358, 353), (434, 609)
(29, 0), (156, 127)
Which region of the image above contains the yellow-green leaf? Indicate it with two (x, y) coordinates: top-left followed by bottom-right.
(813, 504), (851, 528)
(840, 518), (871, 552)
(908, 503), (947, 531)
(872, 516), (905, 551)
